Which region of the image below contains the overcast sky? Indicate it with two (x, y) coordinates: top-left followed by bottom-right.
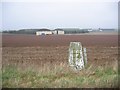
(1, 0), (119, 30)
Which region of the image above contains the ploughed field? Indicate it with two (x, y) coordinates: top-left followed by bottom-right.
(2, 34), (118, 88)
(2, 34), (118, 47)
(2, 34), (118, 67)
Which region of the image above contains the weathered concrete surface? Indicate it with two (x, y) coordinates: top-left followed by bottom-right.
(69, 42), (87, 70)
(83, 48), (87, 65)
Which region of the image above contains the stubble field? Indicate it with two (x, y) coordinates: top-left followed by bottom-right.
(2, 34), (119, 88)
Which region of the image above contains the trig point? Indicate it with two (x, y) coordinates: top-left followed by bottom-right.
(69, 42), (87, 70)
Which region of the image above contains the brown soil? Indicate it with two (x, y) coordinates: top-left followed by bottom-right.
(2, 34), (118, 47)
(2, 34), (118, 69)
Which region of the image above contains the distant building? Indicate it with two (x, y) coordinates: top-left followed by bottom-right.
(36, 29), (52, 35)
(52, 30), (65, 34)
(57, 30), (65, 34)
(53, 29), (65, 34)
(36, 31), (52, 35)
(36, 28), (64, 35)
(99, 30), (103, 32)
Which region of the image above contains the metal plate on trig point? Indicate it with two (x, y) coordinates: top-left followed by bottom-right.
(69, 42), (85, 70)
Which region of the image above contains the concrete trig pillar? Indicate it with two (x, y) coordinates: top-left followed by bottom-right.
(69, 42), (87, 70)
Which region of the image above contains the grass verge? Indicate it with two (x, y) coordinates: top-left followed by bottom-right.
(2, 63), (118, 88)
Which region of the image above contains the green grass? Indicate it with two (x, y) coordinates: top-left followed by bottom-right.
(2, 63), (118, 88)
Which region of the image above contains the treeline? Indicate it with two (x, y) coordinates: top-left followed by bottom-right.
(57, 28), (89, 34)
(2, 28), (89, 34)
(2, 29), (37, 34)
(64, 30), (89, 34)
